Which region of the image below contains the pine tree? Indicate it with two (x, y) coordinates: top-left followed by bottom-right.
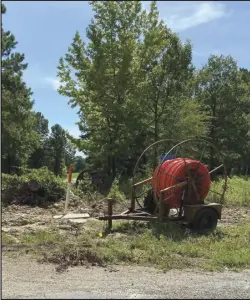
(1, 4), (40, 173)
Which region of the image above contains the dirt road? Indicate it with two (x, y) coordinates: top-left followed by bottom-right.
(2, 255), (250, 299)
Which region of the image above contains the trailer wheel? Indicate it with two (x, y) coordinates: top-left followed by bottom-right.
(192, 207), (218, 234)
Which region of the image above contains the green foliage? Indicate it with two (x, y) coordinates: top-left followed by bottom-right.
(57, 1), (213, 179)
(20, 230), (63, 246)
(194, 55), (250, 169)
(1, 4), (40, 173)
(2, 173), (24, 191)
(71, 173), (102, 203)
(49, 124), (68, 176)
(28, 120), (77, 175)
(77, 173), (94, 194)
(1, 5), (76, 177)
(107, 178), (126, 202)
(2, 167), (66, 206)
(28, 112), (50, 169)
(23, 167), (65, 191)
(211, 176), (250, 207)
(57, 1), (146, 178)
(73, 156), (85, 173)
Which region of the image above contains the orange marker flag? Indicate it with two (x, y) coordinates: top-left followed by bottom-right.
(68, 163), (73, 184)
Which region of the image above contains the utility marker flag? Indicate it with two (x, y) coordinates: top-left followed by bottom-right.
(64, 164), (73, 214)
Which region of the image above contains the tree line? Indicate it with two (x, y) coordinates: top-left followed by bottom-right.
(2, 2), (250, 181)
(1, 4), (84, 176)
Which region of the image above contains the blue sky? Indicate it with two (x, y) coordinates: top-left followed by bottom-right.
(3, 1), (250, 155)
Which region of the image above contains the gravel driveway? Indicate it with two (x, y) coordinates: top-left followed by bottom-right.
(2, 256), (250, 299)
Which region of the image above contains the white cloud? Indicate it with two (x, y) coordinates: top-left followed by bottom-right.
(167, 2), (229, 31)
(44, 77), (62, 91)
(143, 1), (230, 32)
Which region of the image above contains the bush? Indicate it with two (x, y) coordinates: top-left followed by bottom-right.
(71, 173), (107, 205)
(76, 174), (95, 194)
(72, 174), (94, 200)
(2, 167), (66, 206)
(107, 178), (126, 202)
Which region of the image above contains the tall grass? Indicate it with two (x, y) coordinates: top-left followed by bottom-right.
(211, 176), (250, 207)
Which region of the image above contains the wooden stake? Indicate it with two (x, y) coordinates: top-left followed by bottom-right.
(107, 198), (113, 230)
(131, 187), (136, 211)
(64, 164), (73, 215)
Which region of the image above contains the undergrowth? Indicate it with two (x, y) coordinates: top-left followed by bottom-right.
(3, 220), (250, 272)
(1, 167), (65, 206)
(108, 178), (126, 202)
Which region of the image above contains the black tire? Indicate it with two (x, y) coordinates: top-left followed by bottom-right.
(192, 207), (218, 234)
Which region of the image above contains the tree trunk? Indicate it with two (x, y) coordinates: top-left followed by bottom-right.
(111, 155), (116, 179)
(107, 156), (111, 176)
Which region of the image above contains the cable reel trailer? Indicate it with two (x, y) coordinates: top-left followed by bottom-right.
(99, 138), (227, 234)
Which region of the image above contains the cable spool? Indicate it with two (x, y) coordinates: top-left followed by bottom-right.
(152, 158), (211, 208)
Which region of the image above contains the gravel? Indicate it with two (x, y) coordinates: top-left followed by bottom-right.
(2, 256), (250, 299)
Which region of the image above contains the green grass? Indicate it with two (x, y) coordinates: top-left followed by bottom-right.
(209, 176), (250, 207)
(72, 173), (78, 180)
(2, 220), (250, 272)
(19, 230), (64, 246)
(2, 232), (18, 245)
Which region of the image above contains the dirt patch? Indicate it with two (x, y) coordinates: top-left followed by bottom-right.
(221, 207), (250, 225)
(2, 197), (250, 238)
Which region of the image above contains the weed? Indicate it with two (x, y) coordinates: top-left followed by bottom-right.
(2, 232), (18, 245)
(3, 220), (250, 272)
(108, 178), (126, 202)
